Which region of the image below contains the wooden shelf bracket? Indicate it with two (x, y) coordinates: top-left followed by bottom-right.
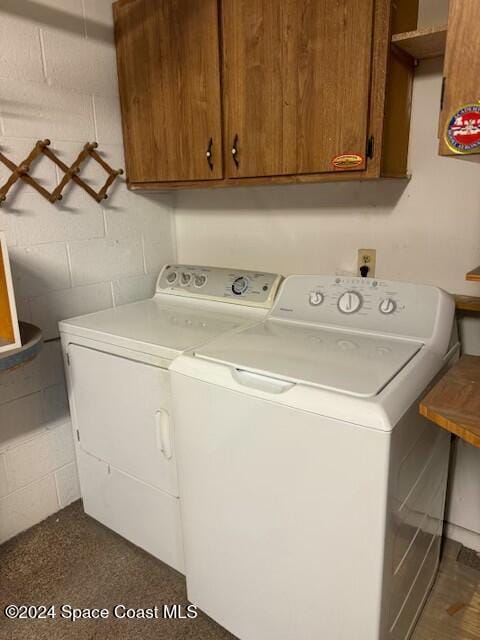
(466, 267), (480, 282)
(0, 140), (124, 206)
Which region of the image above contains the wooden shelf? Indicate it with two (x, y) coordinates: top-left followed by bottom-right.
(420, 355), (480, 449)
(466, 267), (480, 282)
(455, 295), (480, 313)
(392, 25), (447, 60)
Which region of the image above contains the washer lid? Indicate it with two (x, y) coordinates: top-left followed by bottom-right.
(194, 320), (423, 398)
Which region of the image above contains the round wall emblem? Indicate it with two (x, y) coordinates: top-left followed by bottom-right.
(445, 104), (480, 154)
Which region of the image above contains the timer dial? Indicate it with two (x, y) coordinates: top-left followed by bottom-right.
(338, 291), (362, 314)
(166, 270), (177, 284)
(379, 298), (396, 315)
(232, 276), (249, 296)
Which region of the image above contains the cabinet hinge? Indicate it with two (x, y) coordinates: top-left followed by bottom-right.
(440, 77), (446, 111)
(366, 135), (375, 160)
(76, 429), (80, 442)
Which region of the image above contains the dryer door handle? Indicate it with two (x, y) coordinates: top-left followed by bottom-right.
(155, 409), (172, 460)
(232, 369), (295, 394)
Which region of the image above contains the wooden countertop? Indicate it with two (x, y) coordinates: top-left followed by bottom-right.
(454, 294), (480, 313)
(420, 355), (480, 448)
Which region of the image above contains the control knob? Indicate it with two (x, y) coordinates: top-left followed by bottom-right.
(309, 291), (324, 306)
(379, 298), (396, 315)
(232, 276), (249, 295)
(194, 274), (207, 288)
(180, 272), (192, 286)
(166, 270), (177, 284)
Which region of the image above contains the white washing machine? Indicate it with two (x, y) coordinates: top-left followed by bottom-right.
(59, 264), (283, 573)
(171, 275), (458, 639)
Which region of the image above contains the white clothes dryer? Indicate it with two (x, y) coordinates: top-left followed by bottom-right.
(59, 264), (283, 573)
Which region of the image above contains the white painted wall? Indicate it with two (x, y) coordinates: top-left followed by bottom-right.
(174, 50), (480, 545)
(174, 58), (480, 296)
(417, 0), (449, 28)
(0, 1), (175, 542)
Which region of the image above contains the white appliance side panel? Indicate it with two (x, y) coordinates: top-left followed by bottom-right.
(389, 535), (441, 640)
(77, 448), (184, 573)
(382, 403), (451, 640)
(172, 372), (391, 640)
(68, 344), (178, 496)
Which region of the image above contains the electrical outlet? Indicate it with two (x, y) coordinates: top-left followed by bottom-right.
(357, 249), (376, 278)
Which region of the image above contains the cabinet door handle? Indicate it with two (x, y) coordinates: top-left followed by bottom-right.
(231, 134), (240, 168)
(155, 409), (172, 460)
(206, 137), (214, 171)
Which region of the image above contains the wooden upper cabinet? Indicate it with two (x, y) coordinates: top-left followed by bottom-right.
(114, 0), (223, 182)
(439, 0), (480, 157)
(222, 0), (374, 178)
(114, 0), (416, 189)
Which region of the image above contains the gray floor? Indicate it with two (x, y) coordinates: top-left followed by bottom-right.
(0, 501), (233, 640)
(0, 501), (478, 639)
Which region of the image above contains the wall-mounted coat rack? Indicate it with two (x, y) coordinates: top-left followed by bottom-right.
(0, 140), (123, 205)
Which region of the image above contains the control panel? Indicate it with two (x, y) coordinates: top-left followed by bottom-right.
(156, 265), (283, 308)
(271, 275), (454, 344)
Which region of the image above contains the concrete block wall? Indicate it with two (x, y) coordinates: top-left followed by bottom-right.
(0, 1), (175, 543)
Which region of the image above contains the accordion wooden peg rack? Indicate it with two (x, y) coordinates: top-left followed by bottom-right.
(0, 140), (124, 206)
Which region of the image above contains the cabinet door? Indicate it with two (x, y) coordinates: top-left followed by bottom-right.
(222, 0), (374, 178)
(296, 0), (374, 175)
(221, 1), (297, 178)
(114, 0), (223, 182)
(68, 344), (178, 497)
(439, 0), (480, 156)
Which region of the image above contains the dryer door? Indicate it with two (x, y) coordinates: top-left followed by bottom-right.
(68, 343), (178, 497)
